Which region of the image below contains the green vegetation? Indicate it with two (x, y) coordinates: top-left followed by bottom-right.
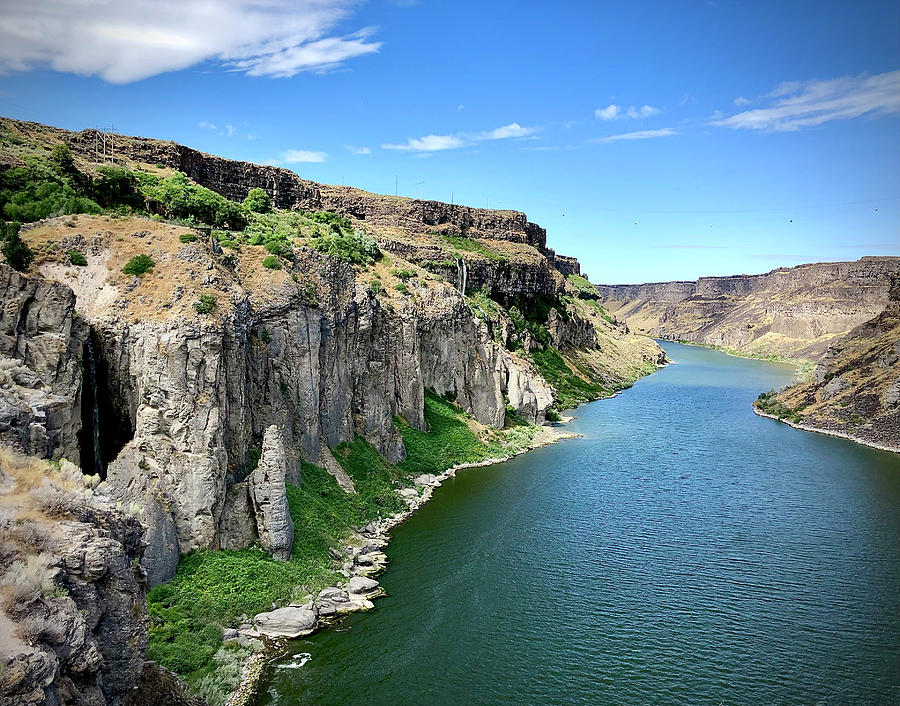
(122, 253), (155, 276)
(441, 234), (507, 262)
(566, 273), (598, 298)
(1, 221), (33, 272)
(310, 227), (380, 265)
(396, 391), (536, 475)
(242, 187), (271, 214)
(394, 282), (410, 295)
(369, 280), (384, 295)
(67, 250), (87, 266)
(260, 328), (273, 344)
(391, 268), (416, 281)
(754, 390), (805, 424)
(193, 294), (217, 315)
(262, 255), (281, 270)
(467, 286), (501, 322)
(1, 155), (100, 222)
(531, 347), (607, 410)
(178, 233), (198, 243)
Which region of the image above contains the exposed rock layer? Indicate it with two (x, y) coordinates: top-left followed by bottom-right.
(596, 257), (900, 360)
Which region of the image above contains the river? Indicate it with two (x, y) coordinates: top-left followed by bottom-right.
(259, 341), (900, 705)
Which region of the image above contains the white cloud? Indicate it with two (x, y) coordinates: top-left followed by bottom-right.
(712, 70), (900, 131)
(595, 103), (660, 120)
(477, 122), (536, 139)
(0, 0), (381, 83)
(382, 122), (538, 153)
(198, 120), (256, 140)
(626, 104), (660, 119)
(591, 128), (677, 143)
(733, 96), (751, 107)
(345, 145), (372, 155)
(383, 134), (466, 152)
(595, 104), (620, 120)
(280, 149), (328, 163)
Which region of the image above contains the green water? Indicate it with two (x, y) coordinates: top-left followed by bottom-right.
(259, 342), (900, 705)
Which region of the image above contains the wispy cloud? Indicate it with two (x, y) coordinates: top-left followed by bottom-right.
(197, 121), (257, 140)
(382, 122), (538, 152)
(0, 0), (380, 83)
(712, 70), (900, 131)
(345, 145), (372, 155)
(733, 96), (751, 107)
(591, 128), (677, 144)
(595, 104), (660, 120)
(279, 149), (328, 163)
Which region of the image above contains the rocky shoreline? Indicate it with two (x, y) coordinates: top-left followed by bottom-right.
(226, 423), (580, 706)
(752, 408), (900, 454)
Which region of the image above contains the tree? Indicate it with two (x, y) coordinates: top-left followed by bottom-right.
(50, 144), (75, 174)
(1, 221), (34, 272)
(243, 187), (272, 214)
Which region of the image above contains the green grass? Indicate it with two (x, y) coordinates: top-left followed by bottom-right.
(566, 273), (598, 298)
(531, 347), (607, 410)
(441, 234), (507, 262)
(396, 391), (537, 475)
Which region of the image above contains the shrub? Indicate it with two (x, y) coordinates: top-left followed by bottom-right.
(93, 167), (142, 209)
(310, 228), (380, 265)
(138, 171), (246, 229)
(394, 282), (409, 295)
(1, 221), (33, 272)
(68, 250), (87, 266)
(243, 188), (271, 214)
(50, 144), (75, 173)
(545, 407), (561, 422)
(122, 254), (155, 276)
(391, 268), (416, 281)
(260, 328), (272, 344)
(193, 294), (217, 315)
(262, 255), (281, 270)
(0, 554), (58, 607)
(369, 280), (383, 295)
(178, 233), (197, 243)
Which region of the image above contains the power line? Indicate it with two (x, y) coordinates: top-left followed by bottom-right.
(562, 196), (899, 216)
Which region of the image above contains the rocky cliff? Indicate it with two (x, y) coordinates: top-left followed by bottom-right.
(0, 118), (666, 703)
(756, 276), (900, 451)
(596, 257), (900, 360)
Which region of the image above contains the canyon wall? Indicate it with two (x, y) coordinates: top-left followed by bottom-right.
(597, 257), (900, 360)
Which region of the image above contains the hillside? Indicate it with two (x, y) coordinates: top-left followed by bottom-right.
(596, 258), (900, 361)
(755, 276), (900, 452)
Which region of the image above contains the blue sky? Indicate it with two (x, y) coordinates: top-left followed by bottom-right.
(1, 0), (897, 283)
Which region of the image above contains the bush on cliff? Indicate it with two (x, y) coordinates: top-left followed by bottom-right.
(1, 221), (34, 272)
(310, 227), (380, 265)
(137, 171), (246, 229)
(1, 158), (101, 222)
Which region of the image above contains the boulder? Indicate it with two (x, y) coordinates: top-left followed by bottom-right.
(347, 576), (379, 596)
(252, 607), (317, 639)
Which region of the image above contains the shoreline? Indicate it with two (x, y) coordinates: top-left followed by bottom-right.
(226, 421), (582, 706)
(752, 407), (900, 454)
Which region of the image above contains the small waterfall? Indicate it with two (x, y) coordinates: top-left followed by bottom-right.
(456, 257), (467, 295)
(84, 336), (103, 477)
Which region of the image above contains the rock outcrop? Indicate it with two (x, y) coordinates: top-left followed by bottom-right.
(0, 264), (86, 461)
(250, 426), (294, 561)
(0, 454), (148, 706)
(596, 257), (900, 360)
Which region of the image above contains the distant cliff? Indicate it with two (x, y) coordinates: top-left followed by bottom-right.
(756, 276), (900, 452)
(596, 257), (900, 360)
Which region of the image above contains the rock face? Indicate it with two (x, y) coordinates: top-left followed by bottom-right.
(597, 257), (900, 360)
(768, 276), (900, 451)
(252, 606), (317, 638)
(0, 462), (148, 706)
(250, 426), (294, 561)
(0, 264), (86, 460)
